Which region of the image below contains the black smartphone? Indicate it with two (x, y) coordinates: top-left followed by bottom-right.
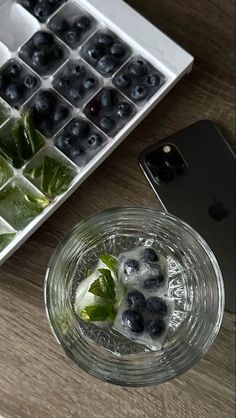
(139, 120), (236, 312)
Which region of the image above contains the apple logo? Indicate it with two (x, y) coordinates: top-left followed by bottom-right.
(208, 199), (228, 221)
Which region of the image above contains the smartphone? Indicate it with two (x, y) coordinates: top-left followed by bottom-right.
(139, 120), (236, 312)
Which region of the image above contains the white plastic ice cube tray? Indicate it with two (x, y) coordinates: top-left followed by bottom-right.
(0, 0), (193, 265)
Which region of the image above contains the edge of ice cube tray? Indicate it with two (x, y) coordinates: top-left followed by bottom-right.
(0, 0), (194, 266)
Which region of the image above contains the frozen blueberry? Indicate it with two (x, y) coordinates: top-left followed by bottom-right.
(116, 102), (132, 118)
(114, 74), (131, 89)
(24, 75), (37, 89)
(122, 310), (144, 333)
(83, 77), (96, 90)
(100, 89), (117, 108)
(99, 115), (115, 133)
(97, 33), (113, 46)
(129, 59), (148, 77)
(148, 318), (166, 338)
(9, 62), (22, 76)
(146, 296), (168, 317)
(71, 148), (85, 159)
(20, 0), (34, 8)
(50, 17), (69, 33)
(110, 43), (126, 58)
(32, 31), (54, 47)
(31, 50), (49, 67)
(54, 105), (69, 123)
(72, 120), (90, 137)
(56, 134), (74, 149)
(124, 259), (139, 275)
(131, 85), (148, 102)
(68, 87), (83, 104)
(74, 16), (91, 31)
(145, 73), (161, 87)
(35, 91), (55, 113)
(38, 118), (53, 136)
(33, 4), (51, 22)
(58, 77), (70, 88)
(69, 63), (83, 78)
(127, 290), (146, 312)
(97, 55), (117, 75)
(85, 44), (103, 64)
(86, 133), (102, 149)
(141, 247), (159, 263)
(87, 102), (100, 117)
(5, 84), (23, 103)
(143, 274), (165, 290)
(65, 30), (78, 47)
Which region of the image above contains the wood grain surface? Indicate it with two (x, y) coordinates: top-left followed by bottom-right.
(0, 0), (235, 417)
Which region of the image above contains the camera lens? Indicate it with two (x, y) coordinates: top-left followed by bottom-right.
(156, 167), (174, 182)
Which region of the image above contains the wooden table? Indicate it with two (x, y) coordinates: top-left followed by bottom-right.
(0, 1), (235, 417)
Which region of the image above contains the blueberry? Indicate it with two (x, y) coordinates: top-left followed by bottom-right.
(71, 120), (90, 137)
(143, 274), (165, 290)
(68, 87), (83, 104)
(8, 62), (22, 76)
(97, 33), (113, 46)
(5, 84), (22, 103)
(74, 16), (91, 31)
(131, 85), (148, 102)
(24, 75), (37, 89)
(110, 43), (126, 58)
(50, 18), (69, 33)
(85, 44), (103, 64)
(33, 31), (54, 47)
(127, 290), (146, 312)
(20, 0), (34, 8)
(141, 247), (159, 263)
(116, 102), (132, 118)
(38, 118), (53, 136)
(114, 73), (131, 89)
(69, 64), (83, 78)
(71, 147), (85, 159)
(53, 47), (63, 61)
(56, 134), (74, 149)
(33, 4), (51, 22)
(99, 115), (115, 132)
(129, 59), (148, 77)
(100, 89), (117, 108)
(87, 102), (99, 117)
(97, 55), (117, 75)
(65, 30), (78, 47)
(146, 73), (161, 87)
(122, 309), (144, 333)
(54, 105), (69, 123)
(148, 318), (166, 338)
(146, 297), (168, 317)
(57, 77), (69, 88)
(124, 259), (139, 275)
(31, 50), (49, 67)
(35, 91), (55, 113)
(83, 77), (96, 90)
(86, 133), (102, 149)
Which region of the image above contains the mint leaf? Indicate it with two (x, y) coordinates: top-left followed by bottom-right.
(22, 110), (44, 154)
(81, 304), (116, 322)
(0, 233), (16, 252)
(0, 157), (12, 188)
(100, 253), (118, 276)
(89, 268), (116, 300)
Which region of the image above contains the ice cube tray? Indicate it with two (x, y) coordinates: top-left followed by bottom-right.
(0, 0), (193, 265)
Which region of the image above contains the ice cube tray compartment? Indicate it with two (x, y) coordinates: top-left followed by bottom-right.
(0, 0), (193, 263)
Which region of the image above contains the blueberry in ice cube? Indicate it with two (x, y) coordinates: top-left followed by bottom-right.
(124, 259), (140, 275)
(116, 102), (132, 118)
(31, 50), (49, 68)
(148, 318), (166, 338)
(35, 91), (55, 113)
(74, 16), (91, 31)
(131, 85), (148, 102)
(54, 105), (69, 123)
(122, 310), (144, 334)
(86, 133), (102, 149)
(143, 273), (165, 290)
(56, 134), (74, 149)
(145, 73), (161, 87)
(83, 77), (96, 90)
(114, 74), (131, 89)
(100, 89), (117, 108)
(32, 31), (54, 48)
(127, 290), (146, 312)
(65, 30), (78, 47)
(9, 62), (22, 76)
(58, 77), (69, 88)
(68, 87), (83, 104)
(20, 0), (34, 8)
(97, 33), (113, 46)
(50, 17), (69, 33)
(85, 44), (103, 64)
(99, 115), (115, 133)
(71, 120), (90, 137)
(146, 296), (168, 317)
(5, 84), (23, 103)
(69, 63), (83, 78)
(129, 58), (148, 77)
(97, 55), (117, 75)
(33, 3), (51, 23)
(110, 43), (126, 58)
(141, 247), (159, 263)
(24, 75), (37, 90)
